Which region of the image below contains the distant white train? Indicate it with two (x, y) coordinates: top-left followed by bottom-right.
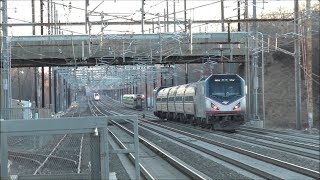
(153, 74), (246, 131)
(93, 93), (100, 101)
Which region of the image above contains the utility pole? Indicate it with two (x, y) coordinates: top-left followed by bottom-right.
(306, 0), (313, 129)
(294, 0), (302, 130)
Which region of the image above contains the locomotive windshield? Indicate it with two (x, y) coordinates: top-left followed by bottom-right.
(209, 78), (242, 98)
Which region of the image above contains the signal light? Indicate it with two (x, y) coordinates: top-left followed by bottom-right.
(233, 102), (240, 110)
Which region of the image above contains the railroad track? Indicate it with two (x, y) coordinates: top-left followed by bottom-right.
(95, 95), (320, 179)
(158, 120), (320, 160)
(102, 96), (320, 157)
(90, 99), (213, 179)
(137, 119), (319, 179)
(238, 126), (320, 147)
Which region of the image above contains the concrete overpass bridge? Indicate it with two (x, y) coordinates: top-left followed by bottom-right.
(7, 32), (247, 67)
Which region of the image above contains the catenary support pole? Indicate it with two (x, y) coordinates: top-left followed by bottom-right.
(294, 0), (302, 130)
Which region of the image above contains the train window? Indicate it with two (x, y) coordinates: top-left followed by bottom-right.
(169, 97), (175, 101)
(185, 96), (193, 102)
(209, 79), (241, 98)
(157, 98), (161, 101)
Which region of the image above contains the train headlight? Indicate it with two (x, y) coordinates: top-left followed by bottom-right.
(233, 102), (240, 110)
(211, 103), (219, 110)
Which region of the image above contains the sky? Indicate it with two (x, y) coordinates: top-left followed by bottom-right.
(2, 0), (319, 36)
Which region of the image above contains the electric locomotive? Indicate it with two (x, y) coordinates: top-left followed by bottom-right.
(153, 74), (246, 131)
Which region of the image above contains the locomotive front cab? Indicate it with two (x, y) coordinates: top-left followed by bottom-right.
(205, 74), (246, 130)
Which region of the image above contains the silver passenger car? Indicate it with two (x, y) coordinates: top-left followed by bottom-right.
(153, 74), (246, 131)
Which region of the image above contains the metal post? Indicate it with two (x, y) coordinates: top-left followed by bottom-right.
(32, 0), (35, 35)
(261, 33), (265, 127)
(220, 50), (224, 73)
(85, 0), (89, 34)
(40, 0), (44, 35)
(0, 124), (8, 179)
(306, 0), (313, 129)
(54, 70), (57, 113)
(54, 3), (57, 34)
(184, 0), (187, 32)
(90, 131), (101, 179)
(18, 68), (21, 100)
(294, 0), (302, 130)
(41, 67), (45, 108)
(145, 76), (148, 108)
(237, 0), (241, 31)
(34, 68), (38, 109)
(51, 0), (53, 34)
(1, 0), (10, 174)
(185, 63), (188, 84)
(221, 0), (225, 32)
(159, 33), (162, 63)
(163, 9), (166, 32)
(157, 13), (160, 33)
(133, 117), (140, 180)
(141, 0), (145, 34)
(173, 0), (176, 32)
(1, 0), (11, 119)
(245, 0), (251, 122)
(100, 126), (109, 180)
(166, 0), (169, 32)
(49, 67), (52, 109)
(252, 0), (260, 124)
(47, 0), (50, 34)
(189, 19), (193, 54)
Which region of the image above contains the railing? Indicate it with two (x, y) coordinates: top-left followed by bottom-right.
(0, 115), (140, 180)
(0, 108), (52, 120)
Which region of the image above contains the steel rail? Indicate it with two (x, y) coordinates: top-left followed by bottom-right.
(142, 120), (320, 179)
(93, 100), (210, 180)
(111, 120), (210, 180)
(240, 126), (320, 142)
(237, 130), (319, 151)
(108, 130), (155, 180)
(164, 121), (320, 160)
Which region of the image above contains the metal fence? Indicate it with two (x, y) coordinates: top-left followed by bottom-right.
(0, 115), (139, 180)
